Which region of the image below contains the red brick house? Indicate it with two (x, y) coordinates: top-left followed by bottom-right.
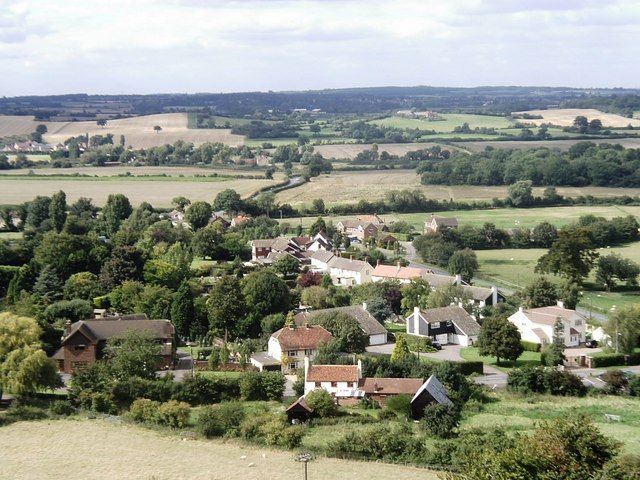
(52, 314), (175, 374)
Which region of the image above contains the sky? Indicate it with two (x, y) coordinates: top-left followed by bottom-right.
(1, 0), (639, 96)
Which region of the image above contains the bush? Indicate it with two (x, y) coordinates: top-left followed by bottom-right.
(5, 405), (49, 422)
(49, 400), (75, 416)
(174, 374), (241, 405)
(507, 366), (586, 396)
(457, 361), (484, 375)
(197, 402), (246, 438)
(258, 416), (305, 448)
(305, 389), (338, 418)
(590, 354), (627, 368)
(90, 392), (118, 414)
(420, 403), (460, 438)
(385, 394), (412, 419)
(629, 375), (640, 397)
(396, 333), (436, 353)
(129, 398), (160, 423)
(239, 372), (264, 401)
(261, 372), (286, 401)
(521, 340), (541, 352)
(157, 400), (190, 428)
(602, 370), (629, 395)
(112, 376), (175, 406)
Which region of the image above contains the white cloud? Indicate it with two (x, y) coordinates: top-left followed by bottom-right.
(0, 0), (638, 94)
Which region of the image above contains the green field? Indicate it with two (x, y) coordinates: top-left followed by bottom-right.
(475, 243), (640, 311)
(370, 113), (514, 132)
(282, 205), (640, 231)
(464, 393), (640, 454)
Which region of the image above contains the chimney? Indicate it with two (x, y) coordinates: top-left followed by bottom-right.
(557, 300), (565, 309)
(304, 357), (310, 385)
(455, 274), (462, 285)
(376, 259), (380, 267)
(397, 260), (401, 268)
(350, 255), (353, 262)
(362, 302), (367, 311)
(491, 286), (498, 305)
(357, 359), (362, 379)
(519, 306), (524, 313)
(64, 319), (72, 336)
(412, 306), (420, 335)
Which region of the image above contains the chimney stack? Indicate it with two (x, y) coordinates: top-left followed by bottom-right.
(362, 302), (367, 311)
(64, 319), (72, 336)
(455, 274), (462, 285)
(412, 306), (420, 335)
(491, 286), (498, 305)
(304, 357), (310, 387)
(357, 359), (362, 379)
(557, 300), (565, 309)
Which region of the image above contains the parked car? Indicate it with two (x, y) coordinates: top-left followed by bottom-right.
(432, 341), (442, 351)
(585, 339), (599, 348)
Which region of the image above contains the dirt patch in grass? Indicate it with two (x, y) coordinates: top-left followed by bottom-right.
(0, 418), (439, 480)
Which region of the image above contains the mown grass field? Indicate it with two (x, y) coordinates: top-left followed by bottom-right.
(0, 419), (439, 480)
(370, 113), (514, 132)
(512, 108), (640, 128)
(275, 170), (640, 207)
(0, 173), (283, 207)
(460, 347), (542, 371)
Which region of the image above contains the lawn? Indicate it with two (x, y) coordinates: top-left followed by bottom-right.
(460, 347), (541, 371)
(369, 113), (514, 132)
(0, 419), (439, 480)
(0, 231), (22, 240)
(464, 392), (640, 454)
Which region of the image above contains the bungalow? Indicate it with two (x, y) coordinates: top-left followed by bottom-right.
(424, 214), (458, 233)
(372, 262), (429, 284)
(303, 358), (362, 397)
(250, 324), (333, 373)
(295, 304), (388, 345)
(405, 305), (481, 346)
(327, 256), (373, 286)
(336, 220), (379, 241)
(52, 314), (175, 374)
(507, 302), (587, 347)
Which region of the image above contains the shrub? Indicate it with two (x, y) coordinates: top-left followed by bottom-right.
(239, 372), (264, 401)
(629, 375), (640, 397)
(600, 454), (640, 480)
(5, 405), (49, 422)
(420, 403), (460, 438)
(197, 402), (246, 438)
(590, 354), (626, 368)
(129, 398), (160, 423)
(157, 400), (190, 428)
(258, 416), (305, 448)
(238, 412), (271, 440)
(261, 372), (286, 401)
(90, 392), (118, 414)
(112, 376), (175, 406)
(507, 366), (586, 396)
(49, 400), (75, 416)
(521, 340), (541, 352)
(386, 394), (412, 419)
(457, 361), (484, 375)
(174, 374), (241, 405)
(305, 389), (338, 418)
(602, 370), (629, 395)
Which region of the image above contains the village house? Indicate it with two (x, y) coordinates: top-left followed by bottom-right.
(231, 214), (250, 227)
(303, 358), (452, 414)
(250, 324), (333, 373)
(251, 232), (333, 263)
(356, 214), (385, 225)
(327, 256), (373, 286)
(423, 272), (464, 288)
(463, 285), (504, 308)
(309, 249), (335, 271)
(424, 214), (459, 233)
(336, 219), (379, 241)
(295, 303), (388, 345)
(372, 262), (430, 284)
(508, 302), (587, 347)
(405, 305), (481, 346)
(52, 314), (175, 374)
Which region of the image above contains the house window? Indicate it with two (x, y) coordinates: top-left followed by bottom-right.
(287, 350), (298, 357)
(74, 345), (85, 351)
(315, 382), (321, 387)
(432, 322), (440, 329)
(304, 349), (313, 356)
(290, 362), (298, 370)
(331, 382), (337, 387)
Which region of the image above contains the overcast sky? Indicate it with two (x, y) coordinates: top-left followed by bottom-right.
(1, 0), (639, 96)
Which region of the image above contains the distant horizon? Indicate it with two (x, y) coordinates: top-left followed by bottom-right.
(2, 1), (639, 96)
(4, 84), (640, 99)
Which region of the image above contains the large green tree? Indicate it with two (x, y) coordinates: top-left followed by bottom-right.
(213, 189), (242, 215)
(536, 228), (598, 284)
(241, 270), (290, 336)
(171, 280), (195, 340)
(185, 201), (212, 231)
(522, 276), (558, 308)
(104, 330), (161, 380)
(208, 275), (246, 341)
(49, 190), (67, 233)
(101, 194), (133, 236)
(605, 304), (640, 354)
(477, 316), (523, 365)
(447, 248), (478, 283)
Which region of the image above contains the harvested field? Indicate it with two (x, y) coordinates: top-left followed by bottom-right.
(0, 114), (245, 148)
(313, 143), (456, 159)
(459, 137), (640, 153)
(0, 419), (438, 480)
(275, 169), (640, 206)
(0, 175), (279, 207)
(370, 113), (514, 132)
(0, 165), (271, 177)
(512, 109), (640, 128)
(44, 113), (244, 148)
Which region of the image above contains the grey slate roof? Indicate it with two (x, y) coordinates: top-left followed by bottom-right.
(328, 256), (372, 272)
(412, 375), (453, 406)
(419, 305), (473, 325)
(310, 250), (335, 264)
(295, 305), (388, 336)
(423, 272), (459, 287)
(63, 317), (174, 345)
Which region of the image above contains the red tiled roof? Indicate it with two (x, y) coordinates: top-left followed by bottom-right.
(272, 325), (332, 350)
(371, 264), (426, 280)
(307, 364), (359, 382)
(358, 377), (424, 395)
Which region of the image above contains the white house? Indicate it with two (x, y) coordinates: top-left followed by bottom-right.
(405, 305), (481, 346)
(304, 358), (362, 397)
(327, 256), (373, 286)
(371, 263), (429, 284)
(309, 250), (335, 272)
(424, 214), (458, 233)
(250, 324), (333, 373)
(507, 303), (587, 347)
